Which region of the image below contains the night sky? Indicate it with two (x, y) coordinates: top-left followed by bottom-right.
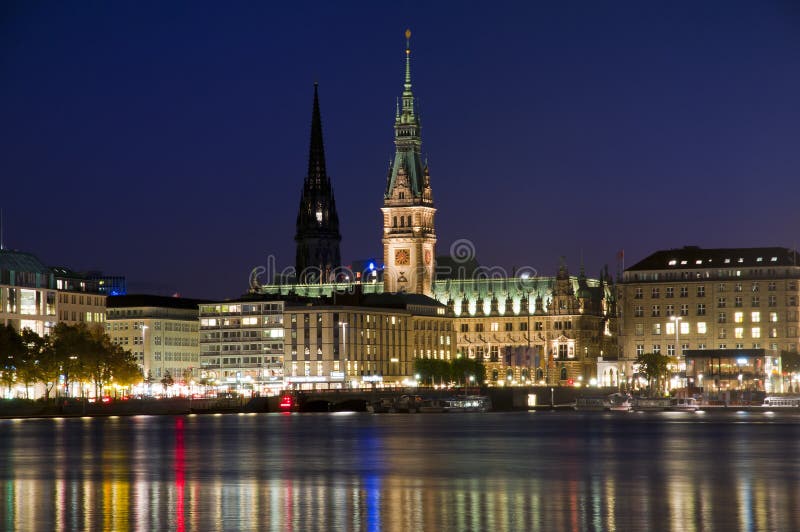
(2, 1), (799, 299)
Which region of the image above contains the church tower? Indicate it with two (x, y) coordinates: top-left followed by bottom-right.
(295, 83), (342, 281)
(382, 30), (436, 296)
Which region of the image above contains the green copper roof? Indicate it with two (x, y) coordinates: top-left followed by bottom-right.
(384, 31), (428, 200)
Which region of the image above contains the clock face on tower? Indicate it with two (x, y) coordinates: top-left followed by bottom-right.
(395, 249), (410, 266)
(424, 249), (431, 265)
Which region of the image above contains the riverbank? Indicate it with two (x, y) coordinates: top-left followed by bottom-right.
(0, 397), (278, 419)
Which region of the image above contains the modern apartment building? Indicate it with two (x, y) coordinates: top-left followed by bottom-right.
(198, 297), (285, 394)
(106, 295), (203, 386)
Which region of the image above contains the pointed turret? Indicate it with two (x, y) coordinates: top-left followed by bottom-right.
(295, 83), (342, 281)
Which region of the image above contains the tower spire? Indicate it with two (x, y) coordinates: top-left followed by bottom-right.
(401, 29), (415, 117)
(295, 83), (341, 281)
(307, 81), (327, 185)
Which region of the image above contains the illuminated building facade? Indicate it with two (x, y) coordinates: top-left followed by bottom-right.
(282, 292), (453, 390)
(436, 263), (617, 386)
(106, 295), (201, 384)
(618, 246), (800, 391)
(258, 263), (616, 386)
(198, 297), (286, 394)
(0, 249), (106, 336)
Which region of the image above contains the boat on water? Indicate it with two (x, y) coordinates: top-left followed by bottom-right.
(418, 395), (492, 413)
(607, 393), (633, 411)
(668, 397), (700, 412)
(574, 393), (632, 412)
(762, 396), (800, 408)
(632, 397), (672, 411)
(632, 396), (700, 412)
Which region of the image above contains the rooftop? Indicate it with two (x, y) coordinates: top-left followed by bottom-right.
(626, 246), (800, 272)
(107, 294), (212, 310)
(0, 249), (52, 275)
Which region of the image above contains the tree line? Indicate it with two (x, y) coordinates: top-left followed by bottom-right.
(413, 357), (486, 386)
(0, 322), (141, 400)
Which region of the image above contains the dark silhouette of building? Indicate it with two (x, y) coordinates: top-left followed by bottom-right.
(294, 83), (341, 282)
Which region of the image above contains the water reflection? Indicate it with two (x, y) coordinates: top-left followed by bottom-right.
(1, 412), (800, 530)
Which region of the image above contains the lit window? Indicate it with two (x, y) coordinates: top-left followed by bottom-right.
(752, 327), (761, 339)
(751, 312), (760, 323)
(680, 322), (689, 335)
(666, 322), (675, 335)
(668, 259), (677, 266)
(770, 312), (779, 323)
(734, 312), (744, 323)
(697, 322), (707, 334)
(735, 327), (744, 339)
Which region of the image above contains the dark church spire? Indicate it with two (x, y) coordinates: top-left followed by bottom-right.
(295, 83), (341, 281)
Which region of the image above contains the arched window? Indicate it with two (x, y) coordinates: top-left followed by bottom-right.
(521, 369), (529, 381)
(536, 368), (543, 381)
(560, 367), (568, 381)
(491, 369), (499, 381)
(506, 368), (513, 381)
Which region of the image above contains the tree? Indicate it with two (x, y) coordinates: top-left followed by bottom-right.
(635, 352), (675, 396)
(17, 329), (47, 399)
(414, 357), (486, 387)
(109, 345), (142, 389)
(451, 357), (486, 386)
(780, 351), (800, 393)
(51, 322), (92, 397)
(161, 372), (174, 393)
(35, 337), (62, 402)
(0, 325), (24, 396)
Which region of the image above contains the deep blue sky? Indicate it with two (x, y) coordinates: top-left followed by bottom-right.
(2, 1), (799, 299)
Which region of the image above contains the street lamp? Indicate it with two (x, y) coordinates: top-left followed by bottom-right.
(670, 316), (683, 391)
(339, 321), (348, 388)
(141, 325), (149, 392)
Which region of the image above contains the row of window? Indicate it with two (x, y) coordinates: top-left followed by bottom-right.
(634, 281), (797, 299)
(637, 322), (784, 338)
(199, 303), (283, 315)
(200, 316), (283, 327)
(629, 268), (797, 282)
(461, 321), (554, 333)
(58, 293), (103, 306)
(635, 299), (796, 317)
(635, 343), (788, 355)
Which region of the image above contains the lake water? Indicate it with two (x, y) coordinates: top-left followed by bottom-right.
(2, 410), (800, 531)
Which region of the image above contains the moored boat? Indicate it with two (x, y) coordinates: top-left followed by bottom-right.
(762, 396), (800, 408)
(633, 397), (672, 411)
(668, 397), (699, 412)
(574, 393), (632, 412)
